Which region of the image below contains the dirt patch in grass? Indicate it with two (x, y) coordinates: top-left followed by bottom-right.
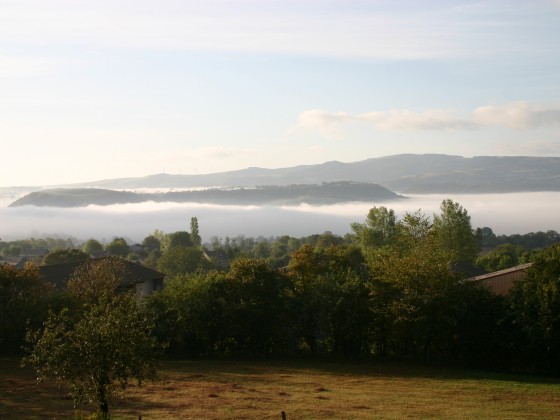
(1, 358), (560, 419)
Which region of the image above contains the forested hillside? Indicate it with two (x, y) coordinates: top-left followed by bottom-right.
(9, 182), (403, 207)
(3, 201), (560, 376)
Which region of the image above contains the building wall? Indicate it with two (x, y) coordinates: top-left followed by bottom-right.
(472, 263), (532, 295)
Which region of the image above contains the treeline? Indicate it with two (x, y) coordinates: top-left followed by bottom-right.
(2, 200), (560, 375)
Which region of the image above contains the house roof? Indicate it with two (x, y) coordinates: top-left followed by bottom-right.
(471, 263), (533, 282)
(38, 257), (165, 289)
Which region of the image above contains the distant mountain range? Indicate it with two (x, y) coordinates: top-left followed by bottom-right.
(6, 154), (560, 207)
(9, 182), (403, 208)
(65, 154), (560, 194)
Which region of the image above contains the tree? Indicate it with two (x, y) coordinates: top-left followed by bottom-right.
(148, 271), (228, 357)
(224, 258), (289, 356)
(23, 258), (162, 417)
(367, 210), (470, 361)
(156, 246), (209, 278)
(0, 263), (53, 354)
(142, 235), (161, 252)
(288, 244), (370, 356)
(476, 243), (530, 272)
(254, 240), (272, 259)
(82, 238), (104, 255)
(167, 231), (192, 249)
(2, 245), (21, 257)
(433, 199), (479, 264)
(190, 217), (201, 247)
(509, 244), (560, 373)
(351, 206), (397, 250)
(42, 248), (90, 265)
(105, 237), (129, 257)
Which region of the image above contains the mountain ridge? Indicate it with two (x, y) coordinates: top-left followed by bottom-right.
(9, 182), (404, 208)
(63, 154), (559, 194)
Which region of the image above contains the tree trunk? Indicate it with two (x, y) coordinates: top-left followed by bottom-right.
(97, 383), (110, 418)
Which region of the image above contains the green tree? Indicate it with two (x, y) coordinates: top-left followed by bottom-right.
(254, 240), (272, 259)
(167, 231), (192, 249)
(142, 235), (161, 252)
(476, 243), (530, 272)
(105, 237), (129, 257)
(288, 244), (370, 356)
(2, 245), (21, 257)
(0, 264), (53, 354)
(190, 217), (201, 247)
(433, 199), (479, 264)
(148, 271), (228, 357)
(509, 244), (560, 373)
(156, 246), (209, 278)
(368, 210), (462, 360)
(42, 248), (90, 265)
(82, 238), (104, 255)
(351, 206), (397, 251)
(225, 258), (290, 356)
(23, 258), (162, 417)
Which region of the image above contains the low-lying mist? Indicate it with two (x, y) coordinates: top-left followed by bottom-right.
(0, 192), (558, 243)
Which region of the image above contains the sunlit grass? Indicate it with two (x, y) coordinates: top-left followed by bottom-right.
(1, 358), (560, 419)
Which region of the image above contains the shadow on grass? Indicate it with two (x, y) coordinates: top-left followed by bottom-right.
(161, 357), (560, 386)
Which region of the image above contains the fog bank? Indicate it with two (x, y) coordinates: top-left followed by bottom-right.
(0, 193), (558, 242)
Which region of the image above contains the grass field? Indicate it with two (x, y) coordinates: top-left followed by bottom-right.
(1, 358), (560, 419)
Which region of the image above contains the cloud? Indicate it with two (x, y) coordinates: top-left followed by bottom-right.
(295, 102), (560, 135)
(473, 102), (560, 130)
(295, 109), (354, 138)
(360, 109), (474, 131)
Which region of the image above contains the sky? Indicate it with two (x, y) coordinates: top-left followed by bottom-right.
(1, 0), (559, 187)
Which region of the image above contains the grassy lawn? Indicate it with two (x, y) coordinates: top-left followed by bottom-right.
(1, 358), (560, 419)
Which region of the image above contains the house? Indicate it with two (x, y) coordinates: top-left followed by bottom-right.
(38, 257), (165, 297)
(470, 263), (532, 295)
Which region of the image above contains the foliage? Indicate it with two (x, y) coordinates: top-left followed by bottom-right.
(42, 248), (90, 265)
(23, 258), (163, 417)
(149, 271), (228, 357)
(82, 238), (104, 255)
(190, 217), (201, 247)
(67, 257), (124, 303)
(105, 237), (129, 257)
(509, 244), (560, 373)
(2, 245), (22, 257)
(223, 258), (290, 356)
(151, 259), (290, 357)
(0, 264), (53, 354)
(289, 244), (370, 356)
(433, 199), (479, 264)
(369, 212), (459, 359)
(351, 206), (397, 250)
(156, 246), (210, 278)
(476, 243), (530, 271)
(167, 231), (193, 249)
(142, 235), (161, 252)
(478, 227), (560, 251)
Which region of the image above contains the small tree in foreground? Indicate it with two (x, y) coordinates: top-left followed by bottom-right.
(23, 259), (163, 417)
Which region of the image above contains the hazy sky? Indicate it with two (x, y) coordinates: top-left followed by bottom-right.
(1, 0), (559, 187)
